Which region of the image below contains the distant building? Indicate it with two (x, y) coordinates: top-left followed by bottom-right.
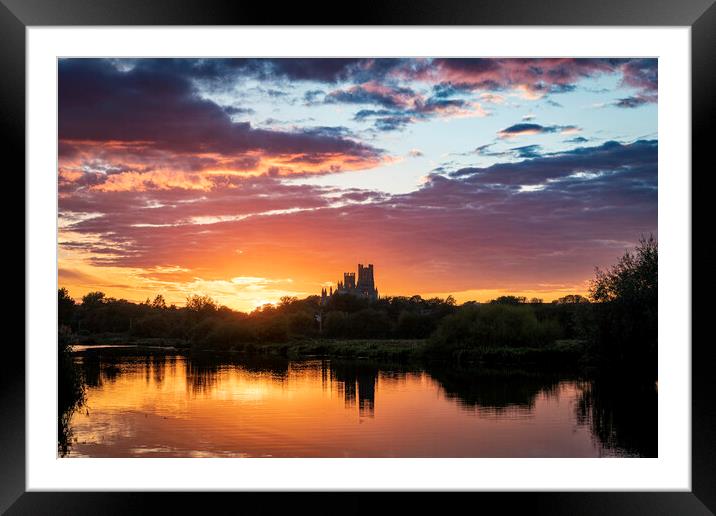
(321, 263), (379, 304)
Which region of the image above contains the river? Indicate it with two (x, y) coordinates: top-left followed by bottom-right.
(61, 348), (657, 458)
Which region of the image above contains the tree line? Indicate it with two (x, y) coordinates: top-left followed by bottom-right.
(58, 289), (593, 347)
(59, 236), (657, 370)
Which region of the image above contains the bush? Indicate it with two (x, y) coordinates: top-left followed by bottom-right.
(201, 319), (254, 350)
(324, 311), (349, 338)
(132, 313), (171, 338)
(426, 304), (561, 355)
(189, 317), (220, 344)
(288, 311), (317, 337)
(256, 315), (289, 342)
(349, 308), (392, 339)
(396, 310), (435, 339)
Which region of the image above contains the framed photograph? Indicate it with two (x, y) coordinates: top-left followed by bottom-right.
(7, 0), (714, 513)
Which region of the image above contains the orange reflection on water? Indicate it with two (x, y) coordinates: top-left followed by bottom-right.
(67, 354), (614, 458)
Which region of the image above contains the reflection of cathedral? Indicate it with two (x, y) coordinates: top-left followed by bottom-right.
(321, 264), (379, 304)
(332, 362), (377, 417)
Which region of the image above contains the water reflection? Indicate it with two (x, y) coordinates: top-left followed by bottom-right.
(81, 350), (124, 388)
(61, 349), (657, 457)
(332, 361), (378, 417)
(576, 375), (658, 457)
(428, 366), (562, 417)
(58, 336), (86, 456)
(185, 354), (291, 395)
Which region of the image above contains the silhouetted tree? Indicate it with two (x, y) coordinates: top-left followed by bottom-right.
(186, 294), (218, 314)
(151, 294), (167, 309)
(490, 295), (527, 305)
(590, 235), (657, 304)
(81, 291), (106, 308)
(279, 296), (298, 308)
(58, 288), (76, 328)
(553, 294), (590, 304)
(588, 235), (657, 373)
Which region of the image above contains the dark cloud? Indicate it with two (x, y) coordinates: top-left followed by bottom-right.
(511, 145), (543, 159)
(107, 58), (657, 103)
(59, 59), (383, 162)
(301, 126), (355, 139)
(564, 136), (589, 144)
(148, 58), (405, 86)
(431, 82), (473, 98)
(374, 116), (414, 132)
(324, 84), (415, 108)
(453, 142), (547, 160)
(430, 58), (649, 97)
(350, 96), (475, 132)
(353, 109), (415, 132)
(66, 58), (656, 141)
(264, 88), (289, 98)
(123, 58), (369, 84)
(254, 58), (371, 83)
(619, 58), (658, 93)
(500, 123), (550, 136)
(474, 144), (496, 154)
(353, 109), (394, 122)
(223, 106), (256, 116)
(612, 94), (657, 109)
(414, 97), (469, 114)
(448, 140), (657, 188)
(303, 89), (325, 104)
(498, 123), (580, 138)
(453, 143), (511, 159)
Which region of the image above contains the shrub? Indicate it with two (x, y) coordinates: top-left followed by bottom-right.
(426, 304), (560, 355)
(349, 308), (392, 339)
(324, 311), (349, 338)
(288, 311), (317, 337)
(202, 319), (254, 350)
(396, 310), (435, 339)
(256, 315), (289, 342)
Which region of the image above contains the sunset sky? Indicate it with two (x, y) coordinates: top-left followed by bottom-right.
(58, 58), (657, 311)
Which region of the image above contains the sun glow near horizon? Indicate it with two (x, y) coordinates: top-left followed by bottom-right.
(59, 257), (592, 313)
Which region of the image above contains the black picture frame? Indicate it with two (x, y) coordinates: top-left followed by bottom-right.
(5, 0), (714, 513)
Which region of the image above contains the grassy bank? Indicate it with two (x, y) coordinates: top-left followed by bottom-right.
(73, 333), (590, 367)
(74, 333), (189, 349)
(434, 339), (590, 366)
(253, 338), (426, 361)
(252, 338), (590, 365)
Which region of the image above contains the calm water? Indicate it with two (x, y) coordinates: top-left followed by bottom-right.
(62, 348), (657, 458)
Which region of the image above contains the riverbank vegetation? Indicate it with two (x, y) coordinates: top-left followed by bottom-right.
(58, 236), (657, 374)
(58, 328), (85, 455)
